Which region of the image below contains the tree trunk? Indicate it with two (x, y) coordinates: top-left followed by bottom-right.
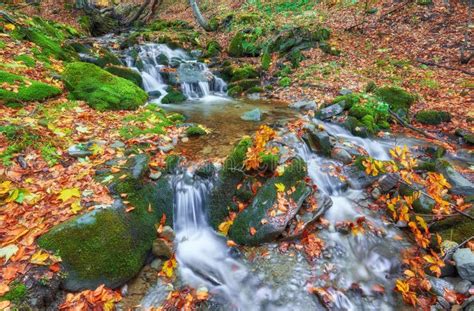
(123, 0), (151, 26)
(189, 0), (212, 31)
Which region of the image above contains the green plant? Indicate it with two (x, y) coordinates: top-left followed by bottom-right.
(41, 144), (60, 166)
(279, 77), (291, 87)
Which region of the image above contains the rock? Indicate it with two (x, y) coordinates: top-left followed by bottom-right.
(131, 154), (149, 180)
(453, 248), (474, 282)
(331, 148), (352, 164)
(152, 238), (173, 259)
(229, 158), (311, 245)
(159, 226), (175, 241)
(378, 173), (400, 193)
(195, 162), (216, 178)
(436, 161), (474, 196)
(149, 171), (162, 180)
(303, 129), (333, 156)
(178, 62), (209, 84)
(430, 208), (474, 244)
(289, 100), (317, 111)
(297, 192), (332, 229)
(316, 103), (344, 120)
(105, 65), (143, 88)
(62, 62), (147, 111)
(462, 296), (474, 311)
(371, 187), (381, 200)
(427, 276), (454, 296)
(67, 143), (93, 158)
(241, 108), (262, 121)
(111, 141), (125, 149)
(345, 165), (378, 189)
(454, 279), (472, 294)
(455, 128), (474, 145)
(161, 88), (187, 104)
(159, 144), (174, 153)
(415, 110), (451, 125)
(181, 137), (189, 143)
(150, 259), (163, 270)
(440, 240), (459, 277)
(436, 296), (450, 310)
(339, 88), (352, 95)
(148, 90), (162, 98)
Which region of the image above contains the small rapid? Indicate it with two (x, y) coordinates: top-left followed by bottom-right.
(125, 43), (227, 103)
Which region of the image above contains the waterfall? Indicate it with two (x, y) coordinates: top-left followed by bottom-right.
(126, 43), (227, 103)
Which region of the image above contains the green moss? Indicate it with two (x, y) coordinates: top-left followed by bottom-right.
(38, 209), (148, 290)
(416, 161), (437, 172)
(375, 86), (415, 113)
(246, 86), (264, 93)
(228, 79), (260, 92)
(167, 112), (186, 122)
(149, 19), (193, 31)
(186, 125), (207, 136)
(105, 65), (143, 87)
(206, 40), (222, 57)
(0, 40), (5, 49)
(0, 70), (61, 104)
(229, 32), (245, 57)
(229, 158), (309, 245)
(279, 77), (291, 87)
(228, 85), (243, 97)
(223, 137), (253, 175)
(231, 65), (258, 82)
(260, 153), (279, 171)
(430, 209), (474, 243)
(161, 88), (186, 104)
(18, 27), (76, 61)
(349, 103), (372, 119)
(361, 114), (376, 134)
(62, 62), (147, 111)
(415, 110), (451, 125)
(261, 51), (271, 71)
(96, 50), (122, 68)
(14, 54), (36, 67)
(0, 282), (27, 303)
(165, 155), (181, 173)
(333, 93), (361, 109)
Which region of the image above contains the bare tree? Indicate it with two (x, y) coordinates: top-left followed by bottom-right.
(189, 0), (212, 31)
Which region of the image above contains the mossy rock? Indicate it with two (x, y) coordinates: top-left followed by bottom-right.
(333, 93), (361, 110)
(105, 65), (143, 88)
(186, 125), (207, 136)
(208, 138), (253, 228)
(62, 62), (147, 111)
(228, 79), (261, 92)
(161, 88), (187, 104)
(164, 155), (181, 174)
(228, 32), (259, 57)
(230, 65), (259, 82)
(0, 70), (61, 104)
(228, 158), (310, 245)
(96, 50), (122, 68)
(228, 85), (244, 97)
(430, 208), (474, 244)
(349, 103), (372, 119)
(88, 12), (119, 37)
(38, 161), (173, 291)
(415, 110), (451, 125)
(261, 51), (271, 71)
(16, 27), (77, 61)
(375, 86), (415, 114)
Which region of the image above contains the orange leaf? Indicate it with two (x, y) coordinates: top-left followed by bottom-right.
(249, 227), (257, 236)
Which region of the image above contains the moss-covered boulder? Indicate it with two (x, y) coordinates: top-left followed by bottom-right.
(206, 40), (222, 57)
(62, 62), (147, 111)
(228, 158), (310, 245)
(105, 65), (143, 88)
(374, 86), (415, 116)
(230, 65), (259, 82)
(0, 70), (61, 104)
(208, 138), (253, 228)
(455, 129), (474, 145)
(38, 155), (174, 291)
(96, 50), (122, 68)
(228, 32), (249, 57)
(415, 110), (451, 125)
(161, 88), (187, 104)
(430, 208), (474, 244)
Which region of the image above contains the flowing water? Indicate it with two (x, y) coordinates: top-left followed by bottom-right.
(122, 42), (410, 310)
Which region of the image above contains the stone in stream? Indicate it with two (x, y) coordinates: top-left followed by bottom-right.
(229, 158), (311, 245)
(436, 160), (474, 196)
(241, 108), (262, 121)
(427, 276), (454, 296)
(330, 147), (352, 164)
(453, 248), (474, 282)
(288, 100), (317, 111)
(152, 238), (173, 259)
(38, 156), (174, 291)
(302, 128), (333, 156)
(316, 103), (343, 120)
(377, 173), (400, 193)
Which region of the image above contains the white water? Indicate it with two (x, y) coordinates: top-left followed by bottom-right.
(125, 43), (227, 103)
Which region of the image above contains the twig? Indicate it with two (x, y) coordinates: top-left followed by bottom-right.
(442, 235), (474, 260)
(0, 10), (16, 24)
(416, 58), (474, 76)
(389, 110), (438, 140)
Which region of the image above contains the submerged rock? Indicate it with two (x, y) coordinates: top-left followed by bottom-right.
(229, 158), (311, 245)
(241, 108), (262, 121)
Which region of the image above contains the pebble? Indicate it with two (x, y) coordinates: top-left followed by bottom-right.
(181, 137), (189, 143)
(149, 171), (162, 180)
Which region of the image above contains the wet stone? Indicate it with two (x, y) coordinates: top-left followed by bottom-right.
(152, 238), (173, 259)
(241, 108), (262, 121)
(316, 103), (343, 120)
(453, 248), (474, 282)
(289, 100), (317, 111)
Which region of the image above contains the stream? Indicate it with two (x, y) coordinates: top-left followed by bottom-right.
(120, 43), (413, 310)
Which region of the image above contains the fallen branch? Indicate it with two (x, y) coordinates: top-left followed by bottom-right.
(389, 109), (438, 140)
(416, 58), (474, 76)
(0, 10), (16, 24)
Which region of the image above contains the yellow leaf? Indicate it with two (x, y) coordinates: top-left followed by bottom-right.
(58, 188), (81, 202)
(31, 250), (49, 265)
(70, 200), (82, 214)
(4, 23), (15, 31)
(90, 144), (104, 156)
(0, 181), (12, 195)
(218, 220), (233, 236)
(162, 258), (177, 278)
(275, 183), (285, 192)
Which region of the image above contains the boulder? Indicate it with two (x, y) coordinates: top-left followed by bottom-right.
(62, 62), (147, 111)
(229, 158), (311, 245)
(302, 129), (332, 156)
(316, 103), (343, 120)
(453, 248), (474, 282)
(427, 276), (454, 296)
(378, 173), (400, 193)
(436, 161), (474, 196)
(289, 100), (317, 111)
(415, 110), (451, 125)
(152, 238), (173, 259)
(105, 65), (143, 88)
(331, 148), (352, 164)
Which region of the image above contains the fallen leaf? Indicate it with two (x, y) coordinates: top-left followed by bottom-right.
(0, 245), (19, 263)
(58, 188), (81, 202)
